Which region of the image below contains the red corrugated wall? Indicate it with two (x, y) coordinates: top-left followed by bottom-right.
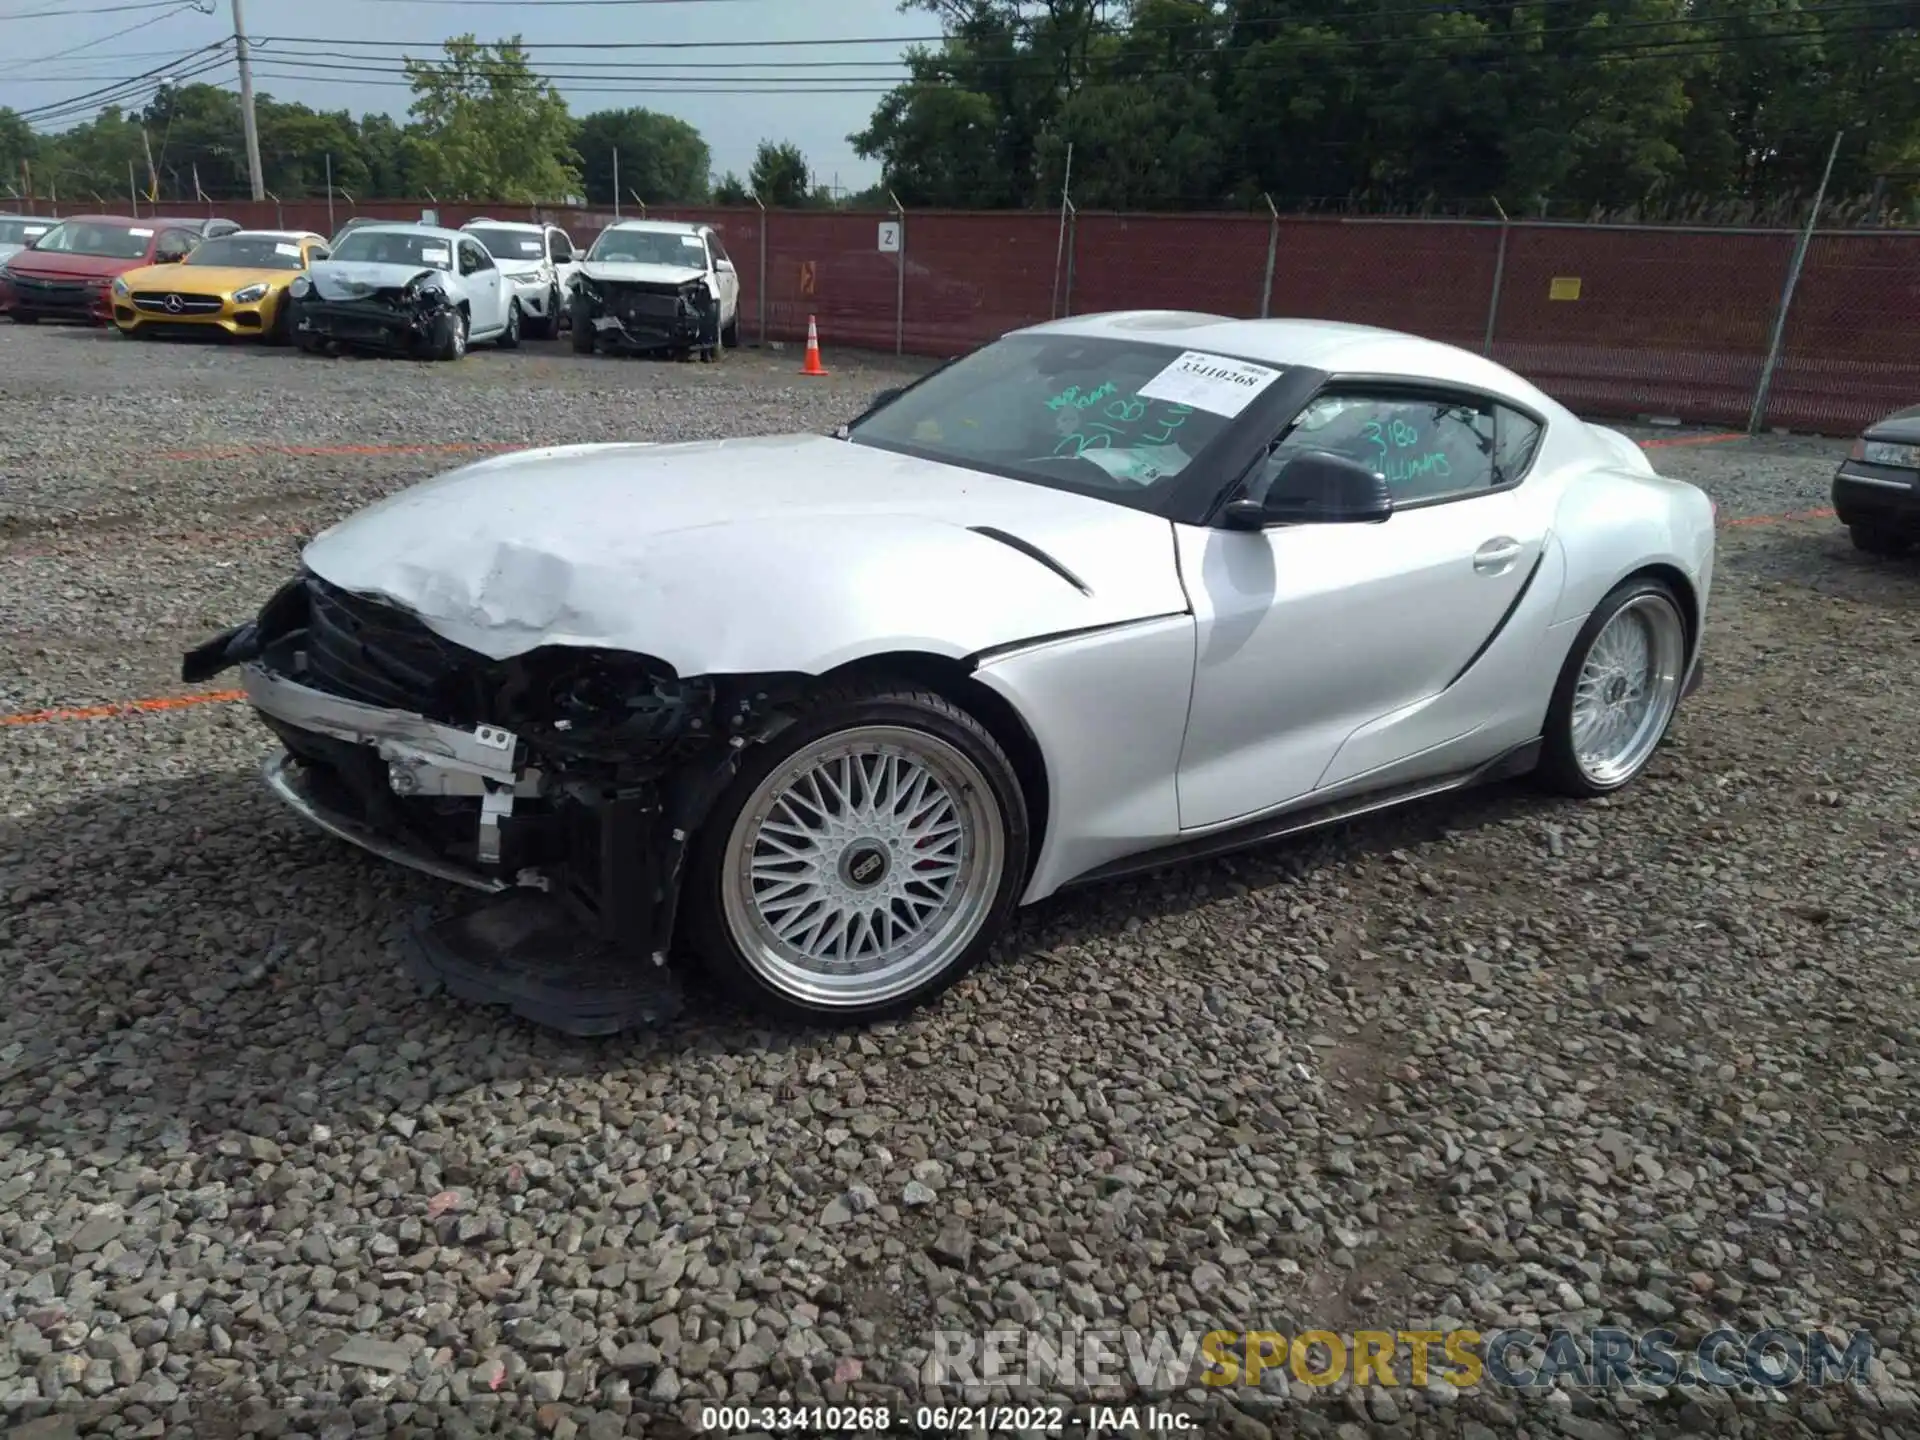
(16, 197), (1918, 434)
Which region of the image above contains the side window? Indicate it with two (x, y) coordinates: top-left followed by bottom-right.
(1495, 405), (1543, 484)
(548, 229), (573, 263)
(307, 244), (330, 264)
(460, 241), (492, 275)
(707, 231), (731, 267)
(1270, 391), (1497, 505)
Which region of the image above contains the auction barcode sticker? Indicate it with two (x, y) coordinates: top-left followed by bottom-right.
(1137, 350), (1283, 417)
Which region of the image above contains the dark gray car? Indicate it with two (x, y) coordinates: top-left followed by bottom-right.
(1832, 405), (1920, 555)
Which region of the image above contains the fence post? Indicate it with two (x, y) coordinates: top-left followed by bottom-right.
(1063, 201), (1078, 317)
(889, 189), (905, 356)
(325, 153), (335, 236)
(1050, 142), (1074, 319)
(1260, 193), (1279, 318)
(753, 193), (767, 349)
(1749, 128), (1845, 435)
(1483, 196), (1510, 357)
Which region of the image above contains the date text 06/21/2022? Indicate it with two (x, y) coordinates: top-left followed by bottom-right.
(697, 1402), (1201, 1433)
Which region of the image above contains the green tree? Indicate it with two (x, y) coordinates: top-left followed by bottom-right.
(712, 170), (751, 204)
(574, 108), (710, 205)
(403, 34), (579, 201)
(748, 140), (812, 207)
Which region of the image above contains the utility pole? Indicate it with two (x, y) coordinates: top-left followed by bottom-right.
(141, 127), (160, 203)
(232, 0), (266, 201)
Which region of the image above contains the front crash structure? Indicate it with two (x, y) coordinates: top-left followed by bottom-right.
(184, 572), (805, 1032)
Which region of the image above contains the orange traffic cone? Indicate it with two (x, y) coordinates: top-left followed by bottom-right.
(800, 315), (830, 376)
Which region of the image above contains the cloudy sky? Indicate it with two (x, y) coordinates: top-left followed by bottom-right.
(6, 0), (935, 191)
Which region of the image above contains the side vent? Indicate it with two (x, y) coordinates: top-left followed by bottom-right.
(968, 526), (1092, 596)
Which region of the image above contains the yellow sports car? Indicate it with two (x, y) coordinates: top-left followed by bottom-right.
(112, 229), (330, 343)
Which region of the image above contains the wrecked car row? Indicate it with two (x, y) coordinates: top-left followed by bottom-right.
(290, 217), (744, 362)
(2, 212), (744, 363)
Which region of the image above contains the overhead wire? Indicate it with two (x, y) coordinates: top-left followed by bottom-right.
(0, 3), (207, 75)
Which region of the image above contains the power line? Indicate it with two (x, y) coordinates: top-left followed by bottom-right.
(0, 3), (204, 75)
(16, 43), (228, 125)
(0, 0), (205, 19)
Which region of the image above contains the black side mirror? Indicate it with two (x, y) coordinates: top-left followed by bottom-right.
(1222, 449), (1394, 529)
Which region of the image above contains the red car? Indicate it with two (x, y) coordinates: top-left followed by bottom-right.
(0, 214), (239, 325)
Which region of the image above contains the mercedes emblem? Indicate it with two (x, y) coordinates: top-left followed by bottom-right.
(164, 294), (183, 313)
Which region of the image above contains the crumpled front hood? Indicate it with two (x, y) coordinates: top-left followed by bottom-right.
(306, 261), (446, 299)
(301, 433), (1188, 676)
(578, 260), (706, 287)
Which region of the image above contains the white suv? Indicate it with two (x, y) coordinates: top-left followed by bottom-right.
(460, 219), (580, 339)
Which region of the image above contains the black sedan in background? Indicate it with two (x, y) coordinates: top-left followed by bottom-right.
(1835, 406), (1920, 555)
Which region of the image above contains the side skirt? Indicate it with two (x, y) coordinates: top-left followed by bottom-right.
(1064, 738), (1543, 889)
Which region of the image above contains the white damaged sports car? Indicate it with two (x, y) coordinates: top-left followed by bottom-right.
(184, 313), (1715, 1025)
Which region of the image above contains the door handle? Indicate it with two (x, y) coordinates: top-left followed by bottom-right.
(1474, 537), (1523, 574)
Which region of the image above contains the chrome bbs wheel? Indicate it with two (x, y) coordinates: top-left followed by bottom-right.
(1569, 591), (1686, 787)
(720, 725), (1006, 1010)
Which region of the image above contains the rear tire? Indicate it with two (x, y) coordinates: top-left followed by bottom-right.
(1536, 576), (1689, 798)
(682, 683), (1030, 1025)
(722, 316), (740, 349)
(1849, 523), (1912, 556)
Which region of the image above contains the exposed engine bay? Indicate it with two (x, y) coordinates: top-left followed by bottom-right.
(293, 271), (458, 355)
(570, 274), (718, 358)
(182, 572), (807, 969)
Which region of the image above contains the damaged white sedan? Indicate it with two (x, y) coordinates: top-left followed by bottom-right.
(184, 313), (1714, 1029)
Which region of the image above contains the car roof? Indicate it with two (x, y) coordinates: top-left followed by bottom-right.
(462, 218), (546, 231)
(333, 223), (469, 243)
(229, 229), (326, 242)
(598, 219), (704, 236)
(1021, 311), (1561, 414)
(41, 213), (141, 225)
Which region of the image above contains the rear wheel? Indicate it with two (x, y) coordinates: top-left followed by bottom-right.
(1537, 576), (1689, 797)
(1849, 523), (1912, 556)
(683, 683), (1029, 1025)
(722, 316), (740, 349)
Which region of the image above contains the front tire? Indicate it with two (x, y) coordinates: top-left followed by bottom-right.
(683, 684), (1029, 1024)
(497, 300), (522, 350)
(432, 308), (468, 362)
(722, 315), (740, 349)
(570, 296), (595, 354)
(1849, 523), (1912, 556)
(1536, 576), (1689, 797)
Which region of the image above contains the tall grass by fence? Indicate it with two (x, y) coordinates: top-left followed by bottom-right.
(18, 195), (1916, 435)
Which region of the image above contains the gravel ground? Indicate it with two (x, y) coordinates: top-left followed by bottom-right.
(1, 322), (1916, 1439)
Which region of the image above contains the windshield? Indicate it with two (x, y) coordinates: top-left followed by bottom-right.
(0, 218), (51, 246)
(848, 334), (1284, 508)
(329, 230), (453, 270)
(588, 228), (707, 266)
(467, 227), (546, 262)
(187, 235), (307, 270)
(27, 220), (152, 259)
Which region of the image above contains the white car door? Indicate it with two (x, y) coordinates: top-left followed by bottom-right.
(548, 227), (579, 295)
(1171, 387), (1551, 831)
(458, 238), (506, 335)
(705, 230), (740, 324)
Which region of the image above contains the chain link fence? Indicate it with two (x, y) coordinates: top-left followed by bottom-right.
(15, 192), (1916, 435)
